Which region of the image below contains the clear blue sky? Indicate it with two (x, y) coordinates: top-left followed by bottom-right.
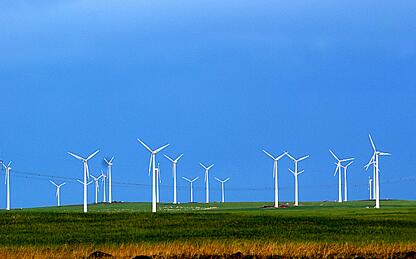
(0, 1), (415, 208)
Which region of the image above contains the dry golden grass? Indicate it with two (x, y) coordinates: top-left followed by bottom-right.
(0, 242), (415, 258)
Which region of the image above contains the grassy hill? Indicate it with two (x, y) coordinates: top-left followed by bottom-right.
(0, 200), (415, 257)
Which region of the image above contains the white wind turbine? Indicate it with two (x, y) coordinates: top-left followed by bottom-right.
(214, 177), (230, 203)
(137, 139), (169, 213)
(286, 153), (309, 206)
(164, 154), (183, 204)
(200, 163), (214, 204)
(366, 134), (391, 209)
(3, 161), (12, 211)
(329, 150), (354, 203)
(263, 150), (287, 208)
(68, 150), (100, 213)
(104, 157), (114, 203)
(90, 174), (103, 204)
(49, 180), (66, 207)
(182, 177), (199, 203)
(340, 161), (353, 202)
(100, 170), (107, 203)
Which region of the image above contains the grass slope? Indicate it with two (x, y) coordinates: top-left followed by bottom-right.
(0, 200), (415, 247)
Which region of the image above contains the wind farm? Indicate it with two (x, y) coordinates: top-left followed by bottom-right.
(1, 1), (415, 258)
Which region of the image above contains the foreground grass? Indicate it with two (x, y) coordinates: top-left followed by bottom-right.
(0, 200), (415, 257)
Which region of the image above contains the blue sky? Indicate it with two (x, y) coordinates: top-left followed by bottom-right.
(0, 1), (415, 208)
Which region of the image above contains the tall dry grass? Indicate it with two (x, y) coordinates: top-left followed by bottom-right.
(0, 242), (415, 258)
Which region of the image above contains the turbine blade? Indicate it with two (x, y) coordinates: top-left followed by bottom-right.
(175, 154), (184, 162)
(154, 144), (170, 154)
(68, 152), (84, 161)
(214, 177), (221, 182)
(200, 163), (208, 169)
(224, 178), (230, 182)
(207, 164), (214, 170)
(298, 155), (310, 162)
(182, 177), (191, 182)
(109, 156), (114, 163)
(49, 180), (58, 187)
(369, 134), (376, 151)
(137, 138), (153, 153)
(77, 180), (83, 184)
(379, 152), (391, 156)
(298, 170), (305, 175)
(87, 150), (100, 160)
(329, 149), (339, 161)
(192, 177), (199, 182)
(276, 152), (287, 160)
(340, 158), (355, 162)
(286, 152), (295, 161)
(164, 155), (174, 163)
(334, 164), (340, 176)
(288, 168), (296, 175)
(148, 155), (152, 176)
(262, 150), (275, 160)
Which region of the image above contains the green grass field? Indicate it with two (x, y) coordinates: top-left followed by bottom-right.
(0, 200), (415, 257)
(0, 200), (415, 246)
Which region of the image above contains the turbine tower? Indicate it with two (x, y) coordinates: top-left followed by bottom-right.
(286, 153), (309, 206)
(100, 170), (107, 203)
(90, 174), (103, 204)
(68, 150), (100, 213)
(182, 177), (199, 203)
(215, 177), (230, 203)
(137, 139), (169, 213)
(329, 150), (354, 203)
(366, 134), (391, 209)
(3, 161), (12, 211)
(340, 161), (353, 202)
(49, 180), (66, 207)
(156, 163), (161, 203)
(200, 163), (214, 204)
(368, 176), (373, 200)
(164, 154), (184, 204)
(263, 150), (287, 208)
(104, 157), (114, 203)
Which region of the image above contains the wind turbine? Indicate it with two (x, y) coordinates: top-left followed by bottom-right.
(164, 154), (183, 204)
(156, 163), (161, 203)
(340, 161), (353, 202)
(49, 180), (66, 207)
(329, 150), (354, 203)
(215, 177), (230, 203)
(68, 150), (100, 213)
(137, 139), (169, 213)
(100, 170), (107, 203)
(104, 157), (114, 203)
(200, 163), (214, 204)
(90, 174), (103, 204)
(3, 161), (12, 211)
(286, 153), (309, 206)
(182, 177), (199, 203)
(263, 150), (287, 208)
(366, 134), (391, 209)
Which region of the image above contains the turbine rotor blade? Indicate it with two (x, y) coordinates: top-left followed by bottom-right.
(137, 139), (153, 153)
(68, 152), (84, 161)
(87, 150), (100, 161)
(298, 155), (310, 162)
(329, 149), (339, 161)
(154, 144), (170, 154)
(369, 134), (377, 151)
(164, 155), (174, 163)
(175, 154), (184, 162)
(262, 150), (276, 160)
